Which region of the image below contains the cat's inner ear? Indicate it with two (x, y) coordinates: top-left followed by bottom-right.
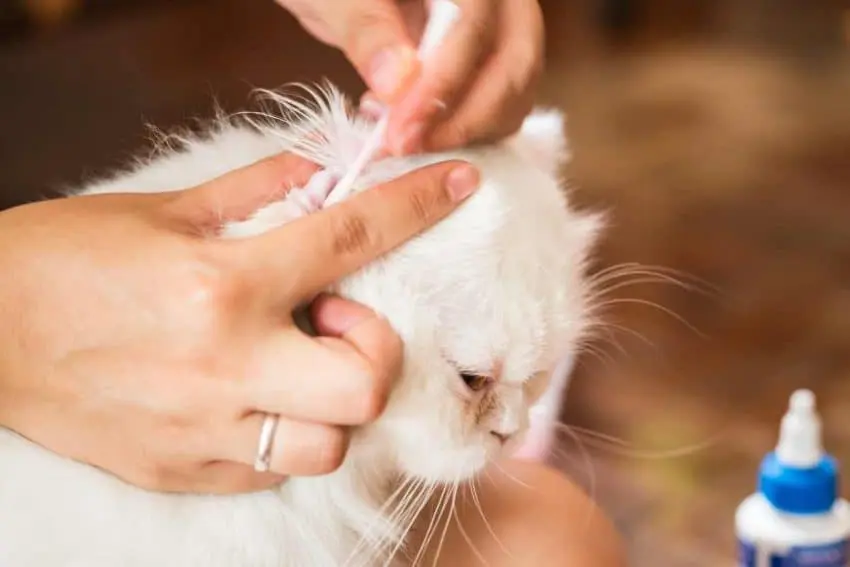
(506, 109), (570, 177)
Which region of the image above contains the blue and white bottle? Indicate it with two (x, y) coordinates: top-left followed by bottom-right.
(736, 389), (850, 567)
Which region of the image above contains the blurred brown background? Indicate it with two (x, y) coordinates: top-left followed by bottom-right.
(2, 1), (849, 565)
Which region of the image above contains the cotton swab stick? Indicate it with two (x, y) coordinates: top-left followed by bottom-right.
(323, 0), (461, 207)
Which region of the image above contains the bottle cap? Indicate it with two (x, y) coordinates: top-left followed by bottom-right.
(758, 389), (838, 515)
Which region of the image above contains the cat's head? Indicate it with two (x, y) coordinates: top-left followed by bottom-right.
(256, 83), (603, 482)
(307, 102), (605, 482)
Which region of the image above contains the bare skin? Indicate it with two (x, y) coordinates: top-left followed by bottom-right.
(0, 1), (624, 559)
(0, 153), (480, 494)
(272, 2), (626, 563)
(277, 0), (544, 154)
(413, 459), (627, 567)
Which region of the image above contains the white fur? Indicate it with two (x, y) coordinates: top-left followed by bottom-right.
(0, 83), (603, 567)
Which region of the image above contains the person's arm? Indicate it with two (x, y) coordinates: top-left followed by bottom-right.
(276, 0), (544, 155)
(0, 153), (479, 494)
(417, 459), (628, 567)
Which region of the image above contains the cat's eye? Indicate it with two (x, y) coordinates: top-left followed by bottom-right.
(460, 372), (491, 392)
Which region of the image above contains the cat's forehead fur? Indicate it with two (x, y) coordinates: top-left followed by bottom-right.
(258, 84), (602, 382)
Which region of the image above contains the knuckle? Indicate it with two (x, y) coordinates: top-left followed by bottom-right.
(405, 177), (448, 225)
(441, 119), (475, 147)
(346, 7), (389, 37)
(155, 377), (211, 434)
(384, 324), (405, 359)
(130, 461), (174, 492)
(209, 464), (279, 494)
(329, 211), (379, 257)
(377, 323), (405, 377)
(180, 253), (246, 324)
(314, 428), (348, 474)
(508, 38), (544, 95)
(352, 367), (391, 422)
(344, 7), (399, 63)
(161, 408), (195, 435)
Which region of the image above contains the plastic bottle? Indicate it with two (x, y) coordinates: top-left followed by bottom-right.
(736, 389), (850, 566)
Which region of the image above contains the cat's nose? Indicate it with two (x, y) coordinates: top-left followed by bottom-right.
(490, 431), (510, 445)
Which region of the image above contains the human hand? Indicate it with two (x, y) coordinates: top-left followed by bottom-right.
(0, 154), (479, 494)
(277, 0), (544, 155)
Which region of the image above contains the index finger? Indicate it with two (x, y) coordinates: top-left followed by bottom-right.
(386, 0), (496, 155)
(244, 160), (479, 303)
(171, 152), (319, 226)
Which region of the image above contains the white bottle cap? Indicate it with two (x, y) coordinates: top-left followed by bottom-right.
(775, 389), (823, 468)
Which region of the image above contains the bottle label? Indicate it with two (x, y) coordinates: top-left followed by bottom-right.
(739, 539), (758, 566)
(738, 537), (849, 567)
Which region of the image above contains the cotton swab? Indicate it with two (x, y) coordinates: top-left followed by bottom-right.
(323, 0), (461, 207)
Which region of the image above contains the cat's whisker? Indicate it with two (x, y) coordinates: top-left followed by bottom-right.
(588, 323), (630, 358)
(355, 475), (432, 567)
(555, 423), (630, 446)
(410, 485), (451, 567)
(547, 442), (596, 481)
(588, 297), (706, 338)
(588, 275), (700, 299)
(491, 461), (533, 492)
(586, 262), (717, 295)
(553, 422), (724, 460)
(542, 445), (605, 543)
(449, 480), (490, 566)
(390, 481), (437, 567)
(575, 341), (618, 372)
(378, 479), (435, 567)
(470, 476), (512, 559)
(553, 421), (598, 507)
(378, 479), (436, 567)
(589, 273), (699, 297)
(342, 476), (416, 567)
(381, 479), (434, 565)
(411, 487), (446, 567)
(577, 321), (662, 372)
(590, 321), (657, 351)
(428, 485), (457, 565)
(429, 479), (460, 567)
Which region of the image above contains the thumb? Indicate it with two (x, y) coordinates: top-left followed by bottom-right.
(285, 0), (420, 103)
(340, 1), (420, 103)
(171, 152), (318, 226)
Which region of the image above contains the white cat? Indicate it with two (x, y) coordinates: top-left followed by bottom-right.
(0, 83), (603, 567)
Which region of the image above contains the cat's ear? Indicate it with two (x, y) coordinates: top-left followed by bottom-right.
(506, 108), (570, 177)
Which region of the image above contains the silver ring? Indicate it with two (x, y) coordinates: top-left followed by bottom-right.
(253, 413), (279, 473)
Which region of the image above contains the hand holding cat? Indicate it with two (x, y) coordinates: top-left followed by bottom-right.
(0, 152), (479, 494)
(277, 0), (544, 154)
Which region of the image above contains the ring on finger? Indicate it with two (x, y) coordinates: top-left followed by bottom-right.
(253, 413), (280, 473)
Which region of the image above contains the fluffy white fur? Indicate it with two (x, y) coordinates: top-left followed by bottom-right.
(0, 83), (603, 567)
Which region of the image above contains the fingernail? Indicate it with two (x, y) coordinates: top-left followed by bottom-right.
(445, 164), (480, 202)
(311, 294), (375, 335)
(358, 94), (385, 120)
(432, 99), (448, 113)
(391, 122), (424, 156)
(368, 46), (418, 102)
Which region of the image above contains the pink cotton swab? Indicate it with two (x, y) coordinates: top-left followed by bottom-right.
(323, 0), (461, 207)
